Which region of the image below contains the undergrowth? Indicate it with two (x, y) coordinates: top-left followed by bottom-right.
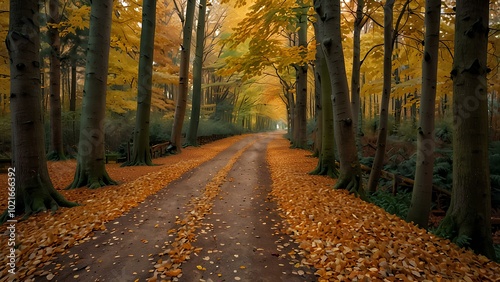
(367, 189), (411, 219)
(495, 245), (500, 263)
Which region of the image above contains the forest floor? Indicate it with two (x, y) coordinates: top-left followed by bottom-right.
(0, 132), (499, 281)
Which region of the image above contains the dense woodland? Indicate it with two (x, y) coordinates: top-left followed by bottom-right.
(1, 0), (499, 262)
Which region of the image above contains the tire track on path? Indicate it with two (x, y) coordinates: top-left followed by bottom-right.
(149, 135), (259, 280)
(37, 135), (260, 282)
(177, 133), (316, 282)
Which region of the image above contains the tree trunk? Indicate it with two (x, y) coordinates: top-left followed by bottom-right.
(47, 0), (66, 161)
(367, 0), (395, 193)
(122, 0), (157, 167)
(287, 90), (295, 139)
(310, 49), (339, 178)
(67, 0), (117, 189)
(311, 22), (322, 157)
(186, 0), (207, 147)
(70, 50), (77, 147)
(1, 0), (77, 223)
(314, 0), (363, 196)
(171, 0), (196, 153)
(436, 0), (495, 260)
(351, 0), (364, 157)
(70, 48), (77, 112)
(406, 0), (441, 229)
(292, 0), (308, 148)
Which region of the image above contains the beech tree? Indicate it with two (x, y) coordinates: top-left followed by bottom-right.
(171, 0), (196, 153)
(292, 0), (308, 149)
(67, 0), (117, 189)
(1, 0), (77, 223)
(309, 50), (338, 178)
(436, 0), (495, 260)
(123, 0), (157, 166)
(314, 0), (363, 196)
(367, 0), (410, 193)
(407, 0), (441, 229)
(186, 0), (208, 147)
(46, 0), (66, 161)
(350, 0), (365, 155)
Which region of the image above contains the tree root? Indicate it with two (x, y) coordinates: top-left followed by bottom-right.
(66, 163), (117, 189)
(121, 149), (154, 167)
(46, 150), (67, 161)
(334, 173), (366, 200)
(309, 161), (339, 178)
(1, 174), (78, 225)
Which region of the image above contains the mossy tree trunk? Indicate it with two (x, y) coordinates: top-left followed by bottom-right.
(314, 0), (363, 196)
(67, 0), (117, 189)
(123, 0), (157, 167)
(1, 0), (77, 223)
(310, 52), (339, 178)
(186, 0), (207, 147)
(171, 0), (196, 153)
(407, 0), (441, 229)
(47, 0), (66, 161)
(436, 0), (495, 260)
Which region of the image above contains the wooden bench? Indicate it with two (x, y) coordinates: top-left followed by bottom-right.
(150, 142), (173, 158)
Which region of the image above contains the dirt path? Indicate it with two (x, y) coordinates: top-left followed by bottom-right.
(179, 134), (315, 282)
(39, 133), (315, 282)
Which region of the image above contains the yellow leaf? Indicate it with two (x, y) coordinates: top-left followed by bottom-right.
(165, 269), (182, 277)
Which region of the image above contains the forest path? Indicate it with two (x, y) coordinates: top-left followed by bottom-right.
(39, 132), (315, 282)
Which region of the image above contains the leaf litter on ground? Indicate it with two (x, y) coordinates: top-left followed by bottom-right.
(0, 135), (248, 281)
(148, 139), (257, 281)
(1, 134), (499, 281)
(266, 138), (499, 282)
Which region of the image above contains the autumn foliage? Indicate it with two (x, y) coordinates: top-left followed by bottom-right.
(268, 138), (499, 281)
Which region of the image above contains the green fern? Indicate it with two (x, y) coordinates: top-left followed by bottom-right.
(368, 190), (411, 219)
(453, 234), (472, 248)
(434, 119), (453, 143)
(360, 156), (374, 167)
(491, 175), (500, 188)
(489, 154), (500, 182)
(495, 245), (500, 263)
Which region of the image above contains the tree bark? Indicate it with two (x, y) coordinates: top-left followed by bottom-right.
(47, 0), (66, 161)
(314, 0), (363, 196)
(1, 0), (77, 223)
(123, 0), (157, 167)
(310, 50), (338, 178)
(350, 0), (364, 157)
(171, 0), (196, 153)
(406, 0), (441, 229)
(367, 0), (395, 193)
(67, 0), (117, 189)
(311, 22), (322, 157)
(70, 48), (77, 112)
(292, 0), (308, 149)
(436, 0), (495, 260)
(186, 0), (207, 147)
